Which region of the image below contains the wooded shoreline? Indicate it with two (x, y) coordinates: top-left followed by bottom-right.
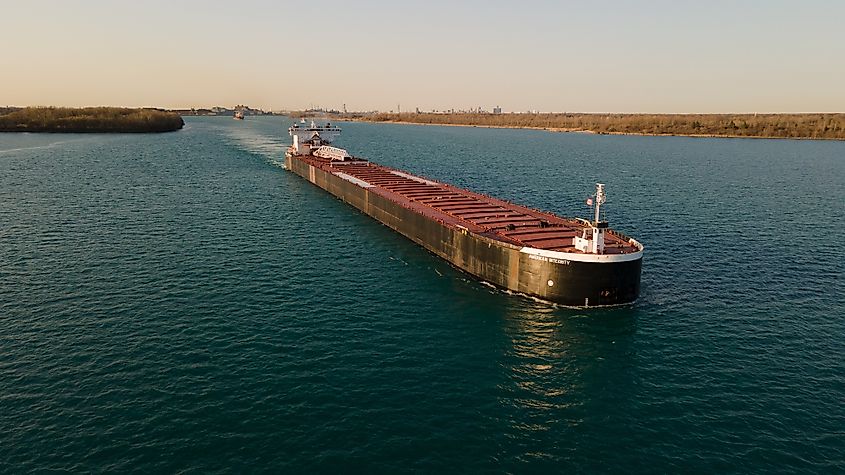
(322, 112), (845, 140)
(0, 107), (184, 133)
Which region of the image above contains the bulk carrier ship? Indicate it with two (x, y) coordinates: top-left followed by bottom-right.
(285, 121), (644, 307)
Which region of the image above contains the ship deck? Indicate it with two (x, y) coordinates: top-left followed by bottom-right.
(293, 154), (640, 255)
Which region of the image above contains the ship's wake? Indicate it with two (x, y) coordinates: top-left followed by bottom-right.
(223, 127), (287, 168)
(0, 138), (86, 155)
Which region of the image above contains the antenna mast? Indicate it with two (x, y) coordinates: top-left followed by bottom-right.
(593, 183), (606, 225)
(576, 183), (609, 254)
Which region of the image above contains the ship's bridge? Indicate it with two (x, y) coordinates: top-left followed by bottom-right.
(289, 120), (341, 155)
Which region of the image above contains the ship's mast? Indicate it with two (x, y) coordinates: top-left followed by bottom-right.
(574, 183), (608, 254)
(593, 183), (606, 225)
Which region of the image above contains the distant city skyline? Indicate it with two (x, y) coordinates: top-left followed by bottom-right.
(2, 0), (844, 113)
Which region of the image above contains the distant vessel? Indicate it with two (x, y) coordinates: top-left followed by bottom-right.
(285, 122), (643, 306)
(233, 110), (244, 120)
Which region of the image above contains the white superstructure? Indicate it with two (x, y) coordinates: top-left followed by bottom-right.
(574, 183), (609, 254)
(289, 120), (343, 155)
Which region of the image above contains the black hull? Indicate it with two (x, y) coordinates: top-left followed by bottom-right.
(286, 154), (642, 307)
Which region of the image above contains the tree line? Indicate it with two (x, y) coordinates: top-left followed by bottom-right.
(0, 107), (184, 133)
(331, 112), (845, 140)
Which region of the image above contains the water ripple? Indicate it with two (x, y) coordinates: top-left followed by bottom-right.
(0, 118), (842, 472)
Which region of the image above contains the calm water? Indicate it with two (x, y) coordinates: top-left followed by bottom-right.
(1, 117), (843, 472)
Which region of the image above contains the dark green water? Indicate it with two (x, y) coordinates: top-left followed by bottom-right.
(1, 117), (843, 472)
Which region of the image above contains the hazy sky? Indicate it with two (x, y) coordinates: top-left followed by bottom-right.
(3, 0), (844, 112)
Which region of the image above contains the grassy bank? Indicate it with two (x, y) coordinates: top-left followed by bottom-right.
(0, 107), (184, 133)
(331, 112), (845, 140)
